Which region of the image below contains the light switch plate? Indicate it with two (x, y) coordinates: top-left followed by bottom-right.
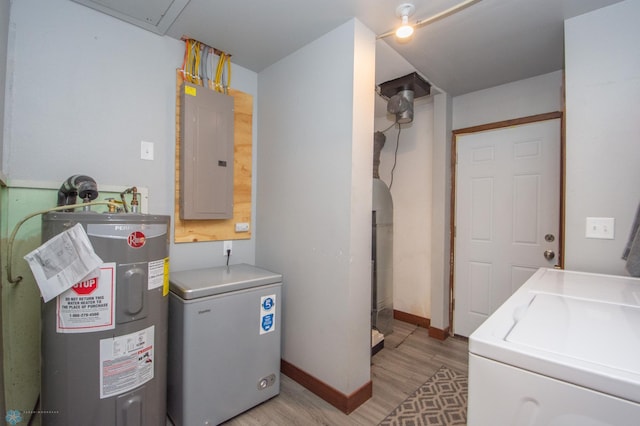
(585, 217), (615, 239)
(141, 141), (154, 160)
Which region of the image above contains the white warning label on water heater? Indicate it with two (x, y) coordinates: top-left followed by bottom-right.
(56, 263), (116, 334)
(99, 325), (155, 399)
(147, 258), (166, 290)
(259, 294), (276, 335)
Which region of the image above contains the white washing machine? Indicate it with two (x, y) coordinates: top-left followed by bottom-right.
(468, 268), (640, 425)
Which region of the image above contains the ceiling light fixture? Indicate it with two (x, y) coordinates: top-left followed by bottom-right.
(378, 0), (483, 40)
(395, 4), (415, 39)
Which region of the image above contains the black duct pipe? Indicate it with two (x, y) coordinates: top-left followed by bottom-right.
(57, 175), (99, 207)
(373, 131), (386, 179)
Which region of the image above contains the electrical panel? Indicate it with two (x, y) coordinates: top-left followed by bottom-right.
(180, 82), (234, 220)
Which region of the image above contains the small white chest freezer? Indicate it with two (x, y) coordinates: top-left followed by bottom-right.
(167, 263), (282, 426)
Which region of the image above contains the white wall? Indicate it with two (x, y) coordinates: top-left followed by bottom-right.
(0, 0), (9, 183)
(256, 19), (374, 395)
(564, 0), (640, 275)
(453, 70), (563, 129)
(430, 93), (453, 331)
(374, 40), (438, 322)
(0, 0), (9, 415)
(376, 99), (434, 320)
(5, 0), (259, 270)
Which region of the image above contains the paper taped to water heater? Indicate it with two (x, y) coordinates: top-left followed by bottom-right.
(24, 223), (103, 302)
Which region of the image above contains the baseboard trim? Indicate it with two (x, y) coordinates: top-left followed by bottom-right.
(393, 309), (430, 329)
(428, 326), (450, 341)
(280, 359), (372, 414)
(393, 310), (449, 341)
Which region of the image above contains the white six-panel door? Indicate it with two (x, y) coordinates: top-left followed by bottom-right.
(453, 119), (561, 337)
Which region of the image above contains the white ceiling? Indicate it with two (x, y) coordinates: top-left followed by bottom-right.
(163, 0), (624, 97)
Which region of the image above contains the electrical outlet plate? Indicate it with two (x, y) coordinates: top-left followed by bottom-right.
(223, 240), (232, 255)
(585, 217), (615, 239)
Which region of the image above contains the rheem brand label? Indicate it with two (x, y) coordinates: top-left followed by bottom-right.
(127, 231), (146, 248)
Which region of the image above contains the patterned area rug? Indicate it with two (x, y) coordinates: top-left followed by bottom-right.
(378, 366), (468, 426)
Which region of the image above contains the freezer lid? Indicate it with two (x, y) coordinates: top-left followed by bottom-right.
(170, 263), (282, 300)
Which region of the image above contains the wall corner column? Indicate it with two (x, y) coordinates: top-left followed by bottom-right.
(430, 92), (453, 335)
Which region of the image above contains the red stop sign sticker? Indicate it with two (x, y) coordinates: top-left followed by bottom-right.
(73, 277), (98, 295)
(128, 231), (146, 248)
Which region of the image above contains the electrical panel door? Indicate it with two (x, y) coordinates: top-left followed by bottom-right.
(180, 82), (234, 220)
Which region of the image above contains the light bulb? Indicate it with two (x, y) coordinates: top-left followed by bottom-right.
(395, 15), (414, 39)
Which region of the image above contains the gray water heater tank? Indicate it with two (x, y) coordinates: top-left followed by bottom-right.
(40, 212), (170, 426)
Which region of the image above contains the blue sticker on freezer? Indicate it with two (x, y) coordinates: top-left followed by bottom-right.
(260, 294), (276, 335)
(262, 297), (274, 310)
(261, 314), (274, 332)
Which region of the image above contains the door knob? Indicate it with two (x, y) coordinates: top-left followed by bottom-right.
(544, 250), (555, 261)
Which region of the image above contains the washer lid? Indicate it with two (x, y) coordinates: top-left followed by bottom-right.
(170, 263), (282, 299)
(470, 268), (640, 403)
(507, 293), (640, 376)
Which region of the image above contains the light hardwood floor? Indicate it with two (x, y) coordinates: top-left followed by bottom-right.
(221, 320), (469, 425)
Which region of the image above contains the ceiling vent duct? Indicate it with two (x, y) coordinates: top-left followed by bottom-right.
(379, 72), (431, 124)
(71, 0), (190, 35)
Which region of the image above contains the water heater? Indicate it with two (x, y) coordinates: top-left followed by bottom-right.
(40, 211), (170, 426)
